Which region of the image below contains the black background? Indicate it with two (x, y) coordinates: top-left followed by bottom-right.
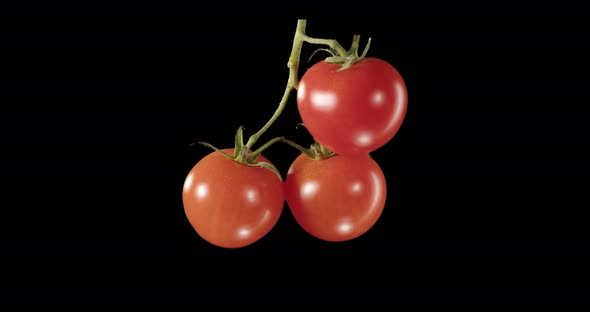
(1, 3), (590, 304)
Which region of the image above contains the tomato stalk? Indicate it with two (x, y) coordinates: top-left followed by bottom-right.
(195, 19), (367, 179)
(244, 19), (371, 161)
(244, 19), (349, 150)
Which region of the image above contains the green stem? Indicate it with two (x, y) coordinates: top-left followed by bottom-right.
(244, 19), (349, 151)
(302, 35), (348, 57)
(245, 19), (307, 150)
(279, 137), (317, 159)
(249, 136), (284, 160)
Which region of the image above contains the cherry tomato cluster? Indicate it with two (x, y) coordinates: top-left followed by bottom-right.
(182, 20), (407, 248)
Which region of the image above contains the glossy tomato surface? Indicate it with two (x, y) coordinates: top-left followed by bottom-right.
(297, 57), (407, 155)
(284, 153), (387, 242)
(182, 149), (283, 248)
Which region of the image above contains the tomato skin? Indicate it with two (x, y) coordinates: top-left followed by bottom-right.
(297, 57), (407, 155)
(182, 149), (283, 248)
(284, 153), (386, 242)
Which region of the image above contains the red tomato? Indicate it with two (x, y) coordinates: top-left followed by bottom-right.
(297, 57), (407, 155)
(182, 149), (283, 248)
(284, 153), (386, 242)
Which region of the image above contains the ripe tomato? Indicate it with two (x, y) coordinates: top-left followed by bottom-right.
(297, 57), (407, 155)
(182, 149), (283, 248)
(284, 153), (386, 242)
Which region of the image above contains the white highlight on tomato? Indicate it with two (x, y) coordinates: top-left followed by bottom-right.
(297, 81), (306, 101)
(371, 90), (385, 106)
(237, 227), (251, 238)
(310, 90), (337, 111)
(183, 174), (194, 192)
(244, 187), (258, 204)
(355, 132), (373, 147)
(350, 181), (363, 193)
(196, 183), (208, 199)
(338, 222), (353, 234)
(384, 82), (407, 132)
(368, 171), (384, 214)
(300, 181), (319, 199)
(261, 209), (271, 223)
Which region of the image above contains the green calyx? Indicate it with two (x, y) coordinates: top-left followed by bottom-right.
(279, 138), (335, 160)
(196, 126), (283, 181)
(322, 34), (372, 71)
